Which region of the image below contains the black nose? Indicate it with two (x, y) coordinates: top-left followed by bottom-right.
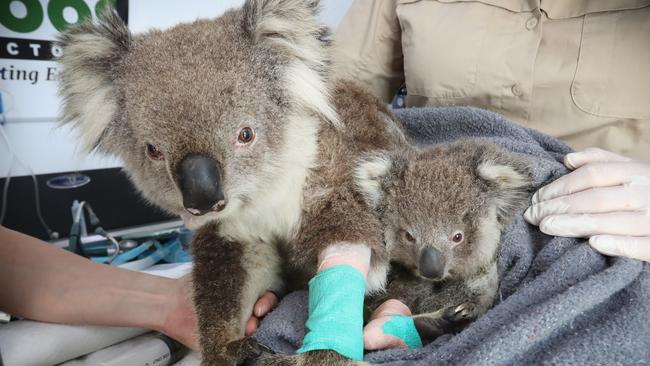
(176, 154), (226, 215)
(419, 247), (445, 279)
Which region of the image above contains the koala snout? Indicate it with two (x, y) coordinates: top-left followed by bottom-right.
(176, 153), (226, 216)
(419, 247), (445, 279)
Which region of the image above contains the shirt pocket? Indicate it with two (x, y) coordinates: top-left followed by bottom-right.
(571, 6), (650, 119)
(396, 0), (493, 99)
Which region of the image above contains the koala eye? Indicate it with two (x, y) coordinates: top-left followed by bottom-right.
(452, 232), (464, 244)
(237, 127), (255, 145)
(145, 143), (164, 161)
(403, 230), (416, 243)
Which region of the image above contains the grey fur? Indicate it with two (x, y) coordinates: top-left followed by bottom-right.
(57, 1), (403, 365)
(356, 140), (534, 343)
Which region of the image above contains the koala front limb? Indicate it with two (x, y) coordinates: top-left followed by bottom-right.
(298, 263), (367, 360)
(191, 222), (283, 365)
(292, 194), (388, 361)
(295, 244), (370, 360)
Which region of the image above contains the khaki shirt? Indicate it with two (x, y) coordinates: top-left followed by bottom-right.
(333, 0), (650, 161)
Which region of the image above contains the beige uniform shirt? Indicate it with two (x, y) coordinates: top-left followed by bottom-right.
(333, 0), (650, 161)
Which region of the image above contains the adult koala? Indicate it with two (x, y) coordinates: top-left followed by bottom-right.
(58, 0), (406, 365)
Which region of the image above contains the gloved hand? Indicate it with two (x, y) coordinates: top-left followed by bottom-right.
(524, 148), (650, 262)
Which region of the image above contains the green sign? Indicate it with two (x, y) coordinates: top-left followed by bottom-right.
(0, 0), (116, 33)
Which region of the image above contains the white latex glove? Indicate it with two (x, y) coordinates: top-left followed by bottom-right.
(524, 148), (650, 262)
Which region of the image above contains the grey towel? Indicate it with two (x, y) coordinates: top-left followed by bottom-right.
(254, 107), (650, 365)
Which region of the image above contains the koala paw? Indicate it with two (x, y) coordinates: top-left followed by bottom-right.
(414, 303), (480, 345)
(216, 337), (272, 366)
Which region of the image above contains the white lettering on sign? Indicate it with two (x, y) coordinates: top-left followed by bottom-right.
(7, 42), (19, 56)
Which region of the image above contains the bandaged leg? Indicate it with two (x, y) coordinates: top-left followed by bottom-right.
(363, 299), (422, 350)
(297, 244), (371, 360)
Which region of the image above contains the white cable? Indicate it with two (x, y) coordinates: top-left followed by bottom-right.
(0, 125), (14, 225)
(0, 125), (56, 238)
(74, 201), (86, 223)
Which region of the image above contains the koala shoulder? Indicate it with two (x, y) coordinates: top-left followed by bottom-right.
(331, 80), (409, 149)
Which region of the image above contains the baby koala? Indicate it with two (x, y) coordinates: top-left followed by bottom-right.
(355, 139), (534, 349)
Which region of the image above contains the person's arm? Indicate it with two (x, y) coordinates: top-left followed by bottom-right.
(524, 148), (650, 262)
(0, 226), (198, 350)
(332, 0), (404, 103)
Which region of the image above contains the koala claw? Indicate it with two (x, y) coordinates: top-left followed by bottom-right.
(453, 302), (477, 319)
(220, 337), (272, 366)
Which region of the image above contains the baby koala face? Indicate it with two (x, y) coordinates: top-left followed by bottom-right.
(355, 140), (533, 281)
(383, 164), (488, 280)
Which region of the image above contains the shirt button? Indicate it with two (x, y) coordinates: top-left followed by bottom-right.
(511, 83), (523, 97)
(526, 16), (539, 30)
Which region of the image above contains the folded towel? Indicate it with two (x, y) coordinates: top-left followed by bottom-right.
(253, 107), (650, 365)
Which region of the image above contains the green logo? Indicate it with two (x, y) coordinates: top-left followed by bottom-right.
(0, 0), (116, 33)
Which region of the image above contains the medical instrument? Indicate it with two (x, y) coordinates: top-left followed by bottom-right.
(83, 239), (139, 257)
(59, 333), (185, 366)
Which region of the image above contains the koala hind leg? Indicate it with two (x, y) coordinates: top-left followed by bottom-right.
(191, 222), (283, 366)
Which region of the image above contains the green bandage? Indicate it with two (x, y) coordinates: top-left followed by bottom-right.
(381, 315), (423, 349)
(297, 265), (366, 360)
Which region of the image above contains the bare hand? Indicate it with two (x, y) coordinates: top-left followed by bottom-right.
(524, 148), (650, 262)
(363, 299), (412, 350)
(160, 275), (199, 350)
(244, 291), (279, 336)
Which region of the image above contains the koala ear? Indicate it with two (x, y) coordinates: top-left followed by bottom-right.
(57, 9), (131, 152)
(476, 150), (534, 226)
(243, 0), (323, 43)
(241, 0), (339, 126)
(354, 152), (395, 209)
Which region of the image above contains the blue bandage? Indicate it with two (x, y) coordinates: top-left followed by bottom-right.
(381, 315), (423, 349)
(297, 265), (366, 360)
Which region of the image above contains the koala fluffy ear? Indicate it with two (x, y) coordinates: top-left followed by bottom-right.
(57, 9), (131, 152)
(476, 149), (534, 227)
(354, 152), (396, 209)
(242, 0), (339, 126)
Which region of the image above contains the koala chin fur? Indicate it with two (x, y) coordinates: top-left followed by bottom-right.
(356, 139), (534, 345)
(57, 1), (407, 365)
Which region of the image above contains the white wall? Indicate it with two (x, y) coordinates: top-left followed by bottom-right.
(0, 0), (352, 178)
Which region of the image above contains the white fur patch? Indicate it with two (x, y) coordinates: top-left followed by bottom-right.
(220, 112), (319, 244)
(466, 263), (499, 309)
(58, 16), (128, 152)
(238, 240), (284, 334)
(478, 161), (530, 222)
(247, 0), (340, 128)
(477, 161), (527, 189)
(354, 153), (393, 208)
(366, 260), (388, 294)
(469, 208), (502, 275)
(285, 59), (340, 127)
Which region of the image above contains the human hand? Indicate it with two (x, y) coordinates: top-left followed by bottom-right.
(363, 299), (413, 350)
(160, 275), (199, 350)
(244, 291), (279, 336)
(524, 148), (650, 262)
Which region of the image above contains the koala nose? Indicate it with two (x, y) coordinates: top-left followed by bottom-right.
(419, 247), (445, 279)
(176, 154), (226, 216)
